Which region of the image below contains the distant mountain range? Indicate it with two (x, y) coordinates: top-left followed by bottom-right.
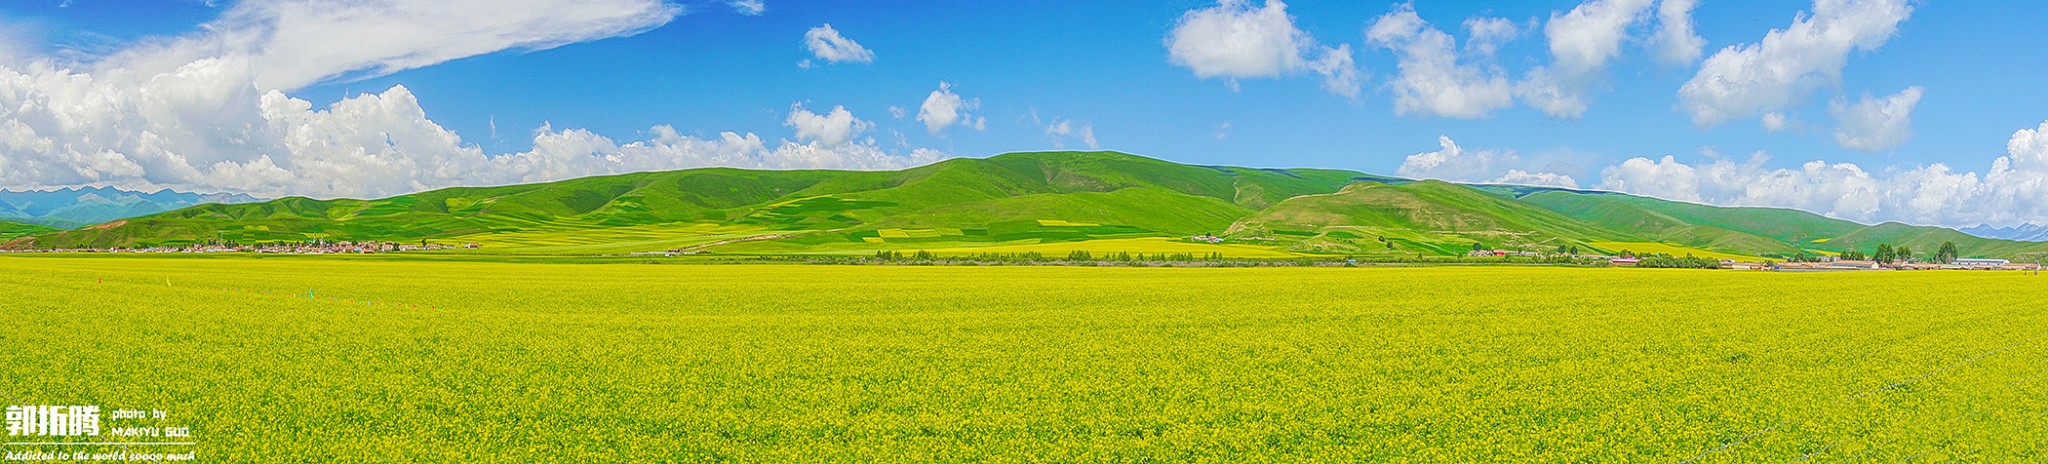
(1960, 223), (2048, 242)
(0, 187), (262, 228)
(9, 151), (2047, 260)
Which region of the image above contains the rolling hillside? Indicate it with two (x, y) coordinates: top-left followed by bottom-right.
(0, 220), (55, 242)
(1519, 191), (1822, 257)
(13, 151), (2048, 260)
(1519, 191), (2048, 260)
(18, 152), (1379, 251)
(1228, 181), (1619, 255)
(1824, 222), (2048, 261)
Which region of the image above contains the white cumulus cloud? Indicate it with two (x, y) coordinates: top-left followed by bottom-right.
(138, 0), (682, 90)
(1517, 0), (1654, 119)
(1598, 153), (1881, 222)
(1594, 119), (2048, 227)
(1396, 135), (1575, 187)
(1678, 0), (1914, 126)
(0, 1), (946, 200)
(1493, 169), (1580, 189)
(1367, 5), (1513, 118)
(1651, 0), (1705, 64)
(730, 0), (765, 16)
(1045, 118), (1099, 150)
(1762, 112), (1792, 133)
(1462, 17), (1522, 56)
(916, 82), (984, 135)
(803, 23), (874, 65)
(785, 104), (873, 147)
(1831, 86), (1922, 152)
(1398, 136), (1497, 181)
(1307, 44), (1361, 98)
(1164, 0), (1360, 97)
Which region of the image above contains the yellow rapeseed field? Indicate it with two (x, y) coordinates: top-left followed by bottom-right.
(3, 256), (2045, 461)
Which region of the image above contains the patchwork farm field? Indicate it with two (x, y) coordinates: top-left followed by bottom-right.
(4, 257), (2047, 461)
(922, 237), (1303, 258)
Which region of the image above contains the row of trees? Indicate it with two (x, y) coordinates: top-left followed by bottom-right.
(1635, 255), (1723, 269)
(1470, 242), (1583, 256)
(1850, 241), (1961, 264)
(1934, 241), (1961, 263)
(1784, 251), (1827, 263)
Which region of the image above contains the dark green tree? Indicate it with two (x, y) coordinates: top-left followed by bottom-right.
(1874, 244), (1895, 264)
(1936, 241), (1959, 263)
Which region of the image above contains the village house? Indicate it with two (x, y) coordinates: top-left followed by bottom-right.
(1953, 258), (2010, 268)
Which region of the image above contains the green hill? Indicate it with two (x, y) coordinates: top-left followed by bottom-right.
(1520, 191), (1860, 244)
(15, 150), (2048, 260)
(23, 168), (841, 249)
(1518, 191), (1816, 257)
(1229, 181), (1619, 255)
(1822, 222), (2048, 262)
(1519, 190), (2048, 260)
(1, 220), (56, 243)
(21, 152), (1376, 252)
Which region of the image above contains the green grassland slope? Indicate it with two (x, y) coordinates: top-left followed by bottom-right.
(0, 220), (56, 242)
(1228, 181), (1620, 255)
(1519, 191), (2048, 260)
(21, 152), (1383, 251)
(15, 151), (2048, 259)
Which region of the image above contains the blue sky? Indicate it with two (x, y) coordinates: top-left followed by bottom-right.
(2, 0), (2047, 227)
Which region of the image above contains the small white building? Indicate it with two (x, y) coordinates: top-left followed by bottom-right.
(1954, 258), (2011, 267)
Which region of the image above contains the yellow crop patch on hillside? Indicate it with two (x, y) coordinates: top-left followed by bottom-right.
(877, 228), (960, 239)
(1036, 219), (1101, 227)
(924, 237), (1300, 258)
(1590, 241), (1769, 262)
(446, 222), (762, 254)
